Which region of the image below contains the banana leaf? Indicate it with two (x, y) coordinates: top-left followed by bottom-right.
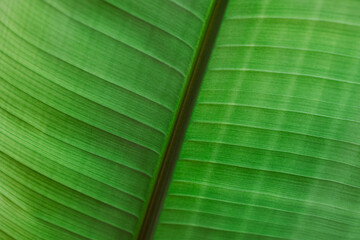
(1, 0), (360, 239)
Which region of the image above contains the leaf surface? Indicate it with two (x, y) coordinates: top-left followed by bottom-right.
(155, 0), (360, 239)
(0, 0), (214, 239)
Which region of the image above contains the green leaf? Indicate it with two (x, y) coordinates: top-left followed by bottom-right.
(2, 0), (360, 239)
(155, 0), (360, 239)
(0, 0), (214, 239)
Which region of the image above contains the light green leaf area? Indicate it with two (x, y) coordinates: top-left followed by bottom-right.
(155, 0), (360, 239)
(0, 0), (212, 239)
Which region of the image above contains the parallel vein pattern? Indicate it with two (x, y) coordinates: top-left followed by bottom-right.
(155, 0), (360, 239)
(0, 0), (213, 239)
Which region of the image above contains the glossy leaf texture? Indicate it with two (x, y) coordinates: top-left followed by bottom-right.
(0, 0), (214, 239)
(155, 0), (360, 239)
